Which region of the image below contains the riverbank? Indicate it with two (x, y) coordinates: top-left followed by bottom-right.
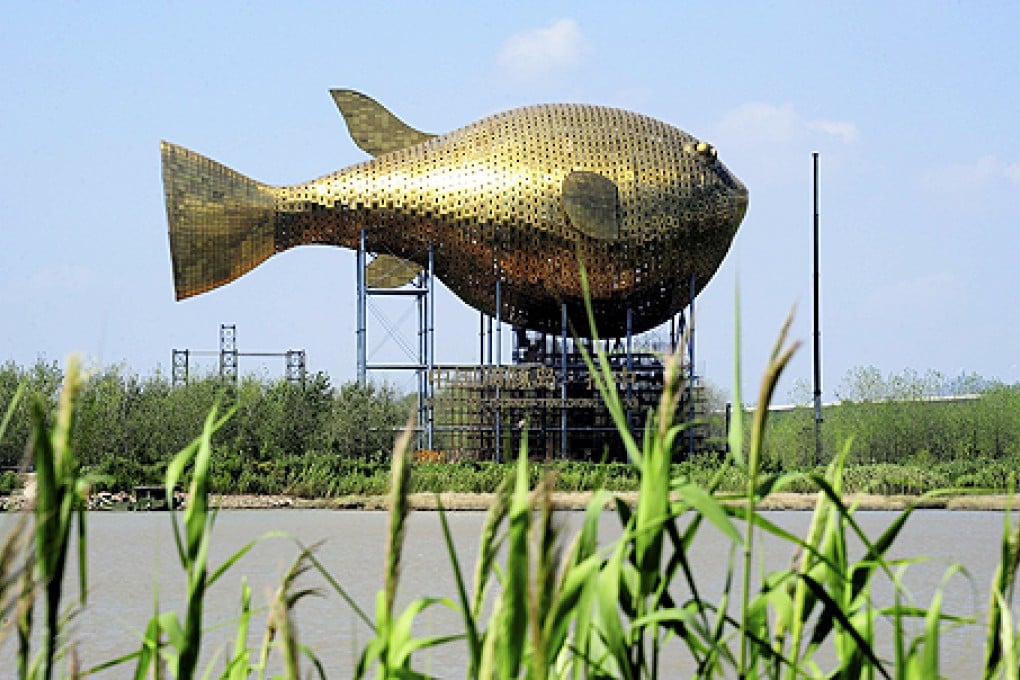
(183, 490), (1020, 512)
(2, 488), (1017, 512)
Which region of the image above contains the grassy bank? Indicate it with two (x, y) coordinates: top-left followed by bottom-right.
(211, 490), (1020, 512)
(5, 358), (1020, 499)
(269, 455), (1020, 497)
(7, 454), (1017, 503)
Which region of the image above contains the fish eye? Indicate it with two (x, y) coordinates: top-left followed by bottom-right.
(696, 141), (718, 160)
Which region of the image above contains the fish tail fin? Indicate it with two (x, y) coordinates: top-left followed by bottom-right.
(161, 141), (278, 300)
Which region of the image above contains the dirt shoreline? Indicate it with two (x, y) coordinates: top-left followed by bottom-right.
(2, 491), (1017, 513)
(206, 491), (1018, 512)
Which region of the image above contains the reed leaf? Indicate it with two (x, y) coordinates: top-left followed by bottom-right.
(383, 417), (415, 621)
(671, 481), (741, 544)
(739, 308), (800, 675)
(542, 553), (601, 669)
(501, 449), (531, 677)
(990, 590), (1018, 680)
(470, 476), (511, 623)
(303, 547), (375, 632)
(576, 263), (641, 466)
(28, 356), (90, 680)
(799, 573), (891, 679)
(0, 380), (25, 444)
(985, 491), (1020, 678)
(224, 578), (252, 680)
(0, 382), (27, 654)
(565, 489), (612, 680)
(436, 500), (481, 676)
(170, 406), (221, 680)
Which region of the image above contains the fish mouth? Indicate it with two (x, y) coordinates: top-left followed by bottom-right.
(709, 160), (749, 225)
(718, 175), (749, 229)
(733, 182), (749, 221)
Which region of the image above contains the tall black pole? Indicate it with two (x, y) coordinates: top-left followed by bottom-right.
(812, 152), (823, 465)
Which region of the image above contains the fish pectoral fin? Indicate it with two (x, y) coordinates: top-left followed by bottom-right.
(331, 89), (437, 157)
(365, 253), (423, 288)
(562, 171), (620, 241)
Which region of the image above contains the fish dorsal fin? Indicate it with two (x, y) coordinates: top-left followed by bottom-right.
(562, 171), (620, 240)
(331, 89), (437, 157)
(366, 253), (423, 288)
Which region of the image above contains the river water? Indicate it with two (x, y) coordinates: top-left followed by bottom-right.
(1, 508), (1013, 678)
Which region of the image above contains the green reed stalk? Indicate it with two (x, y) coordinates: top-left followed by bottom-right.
(434, 471), (513, 678)
(437, 500), (481, 677)
(383, 420), (413, 625)
(260, 552), (324, 680)
(984, 483), (1020, 679)
(163, 405), (225, 680)
(27, 356), (91, 680)
(0, 381), (27, 640)
(0, 381), (31, 676)
(115, 401), (267, 680)
(355, 418), (460, 679)
(226, 578), (252, 680)
(738, 310), (799, 675)
(0, 381), (24, 447)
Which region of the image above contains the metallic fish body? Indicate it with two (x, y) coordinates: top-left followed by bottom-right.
(161, 91), (748, 336)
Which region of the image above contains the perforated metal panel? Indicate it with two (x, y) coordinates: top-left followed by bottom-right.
(163, 93), (748, 337)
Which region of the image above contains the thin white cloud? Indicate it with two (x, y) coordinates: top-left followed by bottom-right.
(716, 102), (858, 147)
(710, 103), (858, 187)
(808, 120), (860, 144)
(716, 102), (800, 145)
(497, 19), (586, 84)
(919, 155), (1020, 196)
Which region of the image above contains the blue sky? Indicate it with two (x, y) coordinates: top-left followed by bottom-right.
(2, 2), (1018, 402)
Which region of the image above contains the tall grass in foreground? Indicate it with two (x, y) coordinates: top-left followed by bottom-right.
(1, 368), (321, 679)
(0, 358), (94, 680)
(339, 279), (1020, 678)
(3, 289), (1020, 677)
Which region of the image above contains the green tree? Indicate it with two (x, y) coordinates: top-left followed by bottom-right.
(325, 382), (408, 461)
(0, 359), (62, 467)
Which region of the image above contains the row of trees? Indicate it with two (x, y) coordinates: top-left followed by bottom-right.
(763, 366), (1020, 469)
(0, 360), (411, 492)
(3, 360), (1020, 494)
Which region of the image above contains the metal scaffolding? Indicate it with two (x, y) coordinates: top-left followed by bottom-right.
(425, 277), (705, 462)
(171, 324), (306, 386)
(355, 229), (435, 450)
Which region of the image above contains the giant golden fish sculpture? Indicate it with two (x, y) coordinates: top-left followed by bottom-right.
(161, 90), (747, 336)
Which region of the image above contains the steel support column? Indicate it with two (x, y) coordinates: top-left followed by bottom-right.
(356, 229), (367, 387)
(626, 308), (633, 430)
(560, 302), (568, 460)
(494, 277), (502, 462)
(417, 267), (426, 450)
(427, 246), (436, 450)
(688, 273), (696, 458)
